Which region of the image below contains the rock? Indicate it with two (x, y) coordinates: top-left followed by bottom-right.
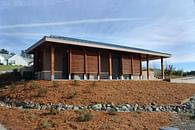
(92, 104), (102, 110)
(159, 127), (179, 130)
(73, 106), (79, 110)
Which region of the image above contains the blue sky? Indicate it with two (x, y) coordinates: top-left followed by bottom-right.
(0, 0), (195, 71)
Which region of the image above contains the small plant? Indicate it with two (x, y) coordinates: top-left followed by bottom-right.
(76, 110), (92, 122)
(37, 87), (48, 97)
(31, 81), (39, 89)
(30, 114), (37, 121)
(66, 89), (77, 99)
(52, 81), (59, 87)
(91, 81), (96, 87)
(100, 123), (110, 129)
(48, 107), (59, 115)
(10, 83), (16, 92)
(72, 80), (79, 86)
(41, 120), (51, 129)
(107, 108), (117, 116)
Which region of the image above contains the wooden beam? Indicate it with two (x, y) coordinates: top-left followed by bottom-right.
(50, 44), (55, 80)
(161, 57), (164, 80)
(131, 55), (134, 75)
(98, 51), (101, 75)
(147, 55), (150, 80)
(121, 55), (123, 75)
(140, 54), (142, 77)
(109, 52), (112, 79)
(68, 48), (72, 80)
(84, 49), (87, 79)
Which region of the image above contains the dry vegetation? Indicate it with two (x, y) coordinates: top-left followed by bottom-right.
(1, 80), (195, 105)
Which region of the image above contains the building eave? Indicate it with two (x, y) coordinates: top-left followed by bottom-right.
(26, 36), (171, 58)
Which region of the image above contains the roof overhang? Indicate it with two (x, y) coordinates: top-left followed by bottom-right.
(26, 36), (171, 58)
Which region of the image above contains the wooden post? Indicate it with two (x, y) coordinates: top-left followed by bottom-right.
(121, 55), (124, 80)
(68, 49), (72, 80)
(84, 49), (87, 80)
(50, 45), (55, 80)
(109, 52), (112, 80)
(140, 55), (142, 80)
(147, 55), (150, 80)
(161, 57), (164, 80)
(131, 55), (134, 79)
(98, 51), (101, 80)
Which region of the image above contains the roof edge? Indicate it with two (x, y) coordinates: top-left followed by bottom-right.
(26, 35), (171, 58)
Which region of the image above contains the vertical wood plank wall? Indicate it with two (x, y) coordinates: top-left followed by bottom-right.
(69, 49), (141, 76)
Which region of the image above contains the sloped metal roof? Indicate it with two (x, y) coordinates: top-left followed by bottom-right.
(26, 35), (171, 58)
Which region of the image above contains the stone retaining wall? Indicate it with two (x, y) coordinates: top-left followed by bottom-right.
(0, 96), (195, 113)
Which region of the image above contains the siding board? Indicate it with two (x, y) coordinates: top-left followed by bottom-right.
(122, 55), (132, 74)
(87, 51), (98, 73)
(71, 50), (84, 73)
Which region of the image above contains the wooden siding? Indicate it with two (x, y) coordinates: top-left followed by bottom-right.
(122, 55), (132, 74)
(86, 51), (98, 73)
(71, 50), (84, 73)
(132, 54), (141, 75)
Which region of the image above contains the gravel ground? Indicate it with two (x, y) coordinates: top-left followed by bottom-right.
(171, 77), (195, 84)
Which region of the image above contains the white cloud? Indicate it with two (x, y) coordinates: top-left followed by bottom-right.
(0, 18), (145, 29)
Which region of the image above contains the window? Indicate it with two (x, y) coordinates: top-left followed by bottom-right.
(11, 60), (16, 64)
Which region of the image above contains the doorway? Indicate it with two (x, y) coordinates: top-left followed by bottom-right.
(62, 50), (69, 79)
(112, 54), (120, 79)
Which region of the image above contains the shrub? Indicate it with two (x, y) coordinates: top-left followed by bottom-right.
(10, 83), (16, 92)
(72, 80), (79, 86)
(52, 81), (59, 87)
(76, 110), (92, 122)
(31, 81), (39, 89)
(37, 88), (48, 97)
(48, 107), (59, 115)
(91, 81), (96, 87)
(66, 89), (77, 99)
(41, 120), (51, 129)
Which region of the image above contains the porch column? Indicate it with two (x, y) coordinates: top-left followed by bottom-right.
(50, 44), (55, 80)
(140, 55), (142, 80)
(109, 52), (112, 80)
(84, 49), (87, 80)
(147, 55), (150, 80)
(131, 56), (134, 80)
(97, 51), (101, 80)
(68, 49), (72, 80)
(120, 55), (124, 80)
(161, 57), (165, 80)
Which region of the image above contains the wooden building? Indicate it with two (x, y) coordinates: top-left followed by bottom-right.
(26, 36), (171, 80)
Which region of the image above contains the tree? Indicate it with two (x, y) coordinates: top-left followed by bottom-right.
(0, 49), (9, 54)
(10, 52), (16, 56)
(21, 50), (27, 58)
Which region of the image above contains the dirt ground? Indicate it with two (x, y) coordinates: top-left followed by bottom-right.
(0, 107), (171, 130)
(1, 80), (195, 105)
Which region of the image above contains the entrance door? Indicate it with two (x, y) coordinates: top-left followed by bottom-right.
(112, 54), (120, 79)
(62, 50), (69, 79)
